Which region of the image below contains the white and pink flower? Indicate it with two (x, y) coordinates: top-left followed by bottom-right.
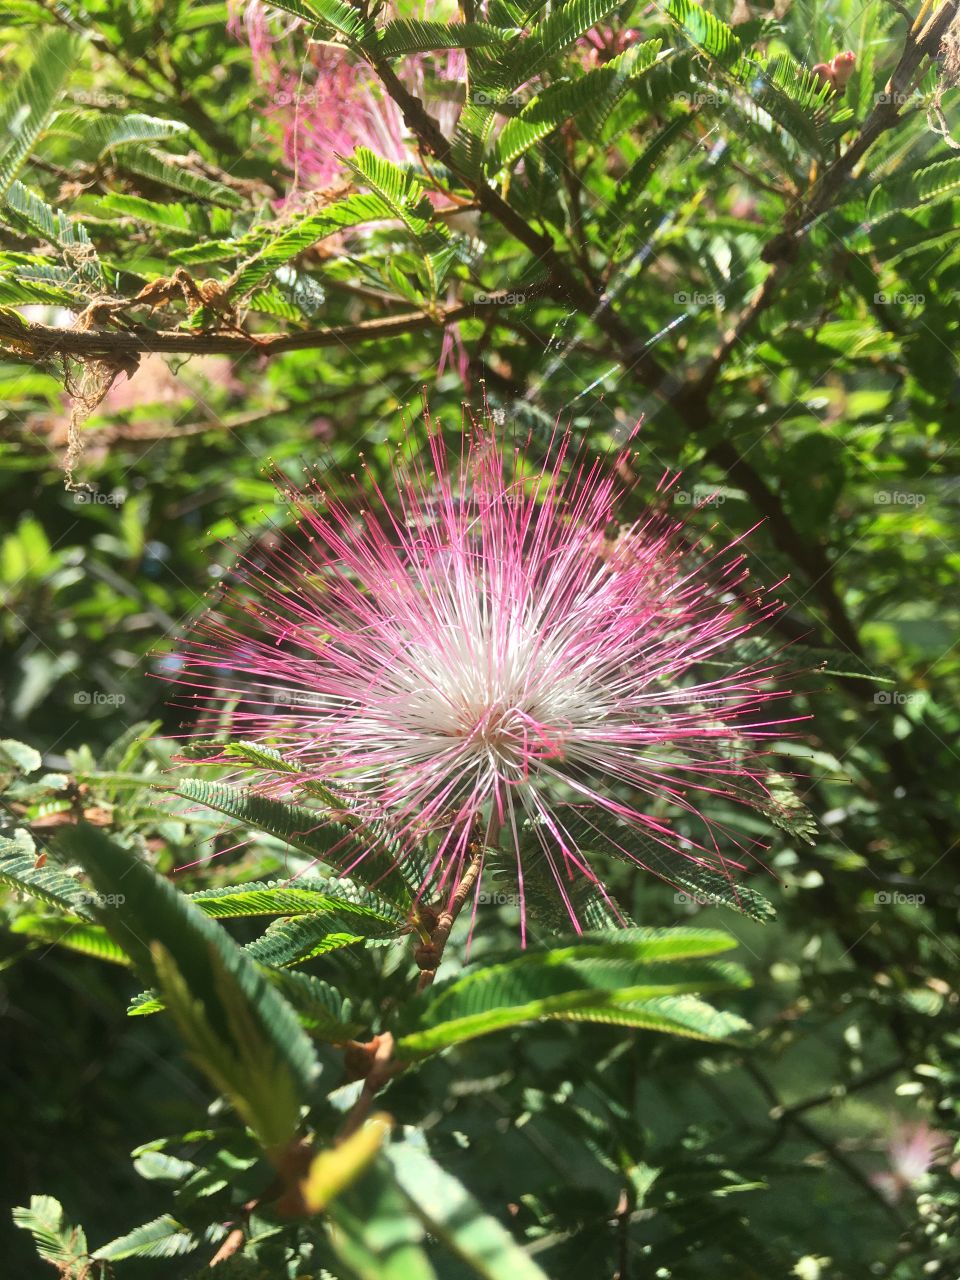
(175, 420), (796, 935)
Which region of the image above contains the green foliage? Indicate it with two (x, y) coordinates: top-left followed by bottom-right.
(0, 0), (957, 1275)
(395, 929), (750, 1057)
(11, 1196), (96, 1276)
(0, 30), (80, 198)
(56, 822), (321, 1149)
(174, 775), (419, 904)
(383, 1140), (552, 1279)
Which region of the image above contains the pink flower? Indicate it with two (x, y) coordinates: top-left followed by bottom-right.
(228, 3), (463, 193)
(175, 421), (795, 936)
(580, 25), (640, 66)
(227, 0), (294, 86)
(871, 1122), (953, 1202)
(270, 56), (407, 189)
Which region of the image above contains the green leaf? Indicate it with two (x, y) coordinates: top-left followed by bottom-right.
(67, 111), (190, 158)
(12, 1196), (89, 1271)
(704, 636), (897, 685)
(494, 0), (627, 92)
(187, 876), (405, 925)
(55, 823), (321, 1149)
(735, 771), (819, 847)
(347, 148), (450, 248)
(243, 912), (392, 969)
(0, 737), (42, 774)
(0, 29), (80, 198)
(664, 0), (740, 65)
(3, 182), (101, 284)
(395, 929), (749, 1057)
(326, 1158), (438, 1280)
(93, 1214), (198, 1261)
(562, 808), (777, 922)
(494, 42), (662, 166)
(615, 113), (690, 204)
(115, 145), (243, 207)
(297, 0), (372, 44)
(226, 189), (434, 299)
(9, 912), (131, 964)
(487, 841), (632, 933)
(864, 157), (960, 224)
(220, 739), (307, 774)
(0, 838), (96, 915)
(174, 777), (416, 904)
(550, 992), (752, 1040)
(130, 961), (365, 1041)
(89, 193), (195, 234)
(385, 1140), (551, 1280)
(740, 54), (850, 156)
(265, 967), (362, 1040)
(376, 20), (511, 56)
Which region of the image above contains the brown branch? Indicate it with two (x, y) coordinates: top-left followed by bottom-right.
(0, 302), (482, 362)
(415, 842), (486, 991)
(338, 1032), (397, 1141)
(773, 1059), (905, 1124)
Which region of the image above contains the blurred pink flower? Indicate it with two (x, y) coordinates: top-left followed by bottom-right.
(228, 2), (463, 191)
(871, 1121), (953, 1202)
(581, 24), (640, 65)
(272, 50), (407, 188)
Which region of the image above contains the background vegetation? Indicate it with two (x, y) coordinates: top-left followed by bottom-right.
(0, 0), (958, 1275)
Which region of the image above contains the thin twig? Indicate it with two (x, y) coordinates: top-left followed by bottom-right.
(415, 842), (486, 991)
(743, 1062), (911, 1227)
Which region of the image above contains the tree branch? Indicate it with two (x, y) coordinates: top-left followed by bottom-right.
(0, 302), (482, 362)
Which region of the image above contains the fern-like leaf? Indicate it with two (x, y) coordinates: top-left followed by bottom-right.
(0, 30), (80, 198)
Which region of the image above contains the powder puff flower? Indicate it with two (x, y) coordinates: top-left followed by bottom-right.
(871, 1122), (954, 1203)
(228, 2), (464, 192)
(175, 418), (797, 936)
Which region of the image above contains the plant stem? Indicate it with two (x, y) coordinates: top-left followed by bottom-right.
(415, 847), (485, 991)
(415, 815), (498, 991)
(337, 1033), (396, 1142)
